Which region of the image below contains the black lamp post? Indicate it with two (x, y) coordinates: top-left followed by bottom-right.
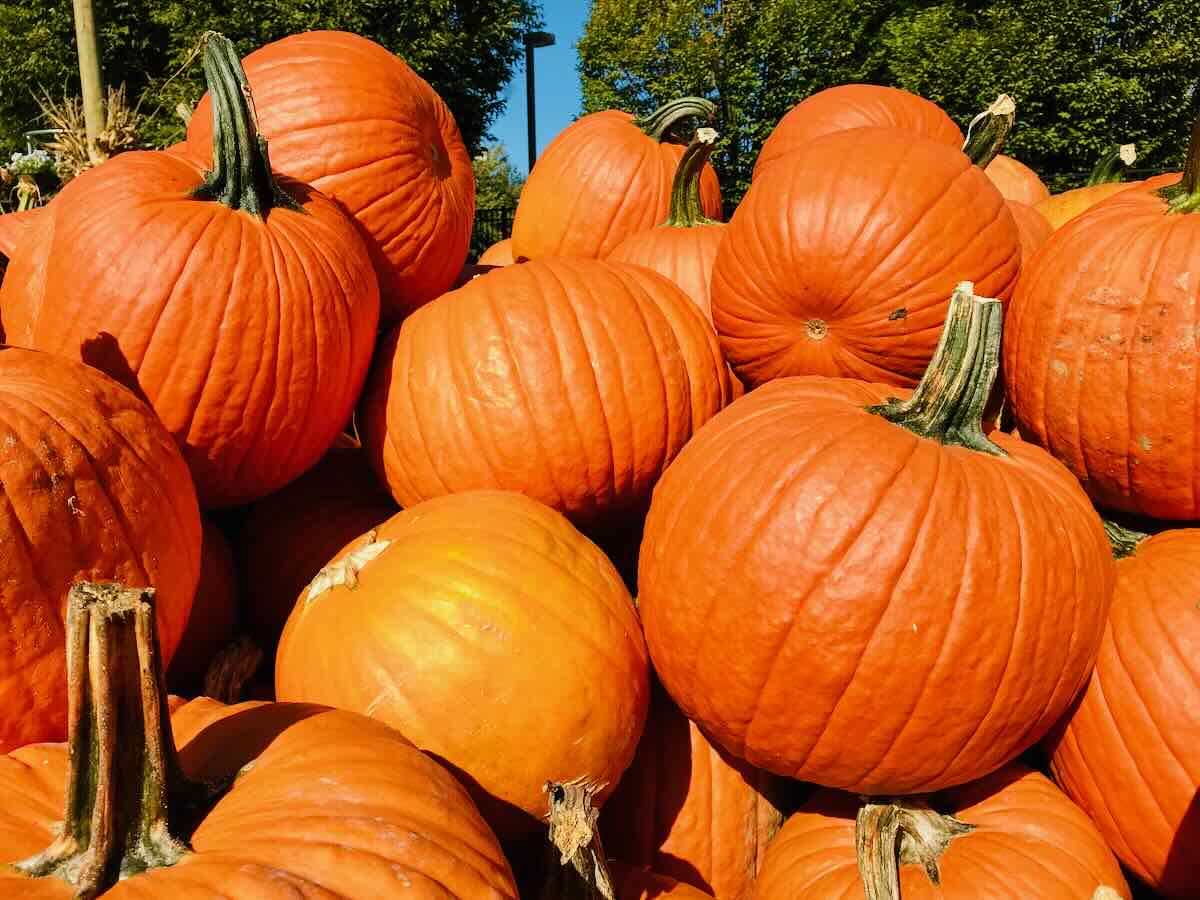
(524, 30), (556, 172)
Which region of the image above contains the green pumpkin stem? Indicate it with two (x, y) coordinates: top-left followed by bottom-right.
(869, 282), (1007, 456)
(1085, 143), (1137, 187)
(634, 97), (716, 143)
(855, 798), (975, 899)
(961, 94), (1016, 169)
(7, 583), (221, 897)
(1103, 520), (1150, 560)
(664, 128), (719, 228)
(1158, 114), (1200, 214)
(192, 32), (301, 216)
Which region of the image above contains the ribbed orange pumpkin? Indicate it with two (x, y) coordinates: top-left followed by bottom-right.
(5, 36), (380, 509)
(711, 127), (1020, 388)
(0, 207), (39, 259)
(0, 199), (54, 340)
(0, 346), (201, 752)
(1035, 144), (1139, 230)
(752, 764), (1129, 898)
(187, 30), (474, 324)
(639, 286), (1114, 795)
(166, 516), (239, 696)
(985, 153), (1051, 205)
(1047, 526), (1200, 898)
(511, 98), (722, 260)
(601, 683), (784, 899)
(362, 257), (731, 529)
(478, 238), (515, 266)
(752, 83), (963, 181)
(611, 863), (714, 899)
(1008, 200), (1054, 262)
(275, 491), (651, 839)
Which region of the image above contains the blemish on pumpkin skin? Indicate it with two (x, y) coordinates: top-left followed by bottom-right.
(805, 319), (828, 340)
(888, 308), (908, 321)
(1050, 360), (1069, 377)
(1138, 435), (1153, 452)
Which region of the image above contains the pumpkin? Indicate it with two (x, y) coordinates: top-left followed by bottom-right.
(710, 125), (1020, 388)
(752, 83), (963, 181)
(0, 582), (518, 898)
(187, 30), (474, 324)
(638, 284), (1114, 795)
(275, 490), (651, 839)
(0, 197), (55, 341)
(1036, 143), (1139, 230)
(1008, 200), (1054, 261)
(1004, 117), (1200, 519)
(361, 257), (731, 529)
(985, 153), (1051, 205)
(237, 446), (397, 656)
(511, 98), (722, 260)
(600, 682), (784, 899)
(451, 261), (502, 289)
(165, 516), (239, 696)
(611, 863), (714, 899)
(751, 763), (1129, 899)
(479, 238), (515, 266)
(5, 35), (380, 509)
(0, 207), (40, 259)
(1046, 525), (1200, 898)
(0, 346), (201, 753)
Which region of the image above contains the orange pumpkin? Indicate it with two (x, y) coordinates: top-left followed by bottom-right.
(0, 207), (39, 258)
(1008, 200), (1054, 262)
(611, 862), (714, 899)
(1036, 143), (1139, 230)
(511, 98), (722, 260)
(0, 346), (200, 753)
(478, 238), (515, 266)
(275, 491), (651, 839)
(187, 31), (474, 324)
(985, 153), (1051, 205)
(752, 764), (1129, 898)
(0, 198), (55, 340)
(362, 257), (731, 529)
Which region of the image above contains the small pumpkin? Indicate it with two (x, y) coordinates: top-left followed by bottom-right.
(1036, 143), (1139, 229)
(478, 238), (515, 266)
(511, 98), (722, 260)
(275, 491), (651, 839)
(984, 152), (1051, 205)
(752, 84), (963, 181)
(1008, 200), (1054, 261)
(639, 284), (1114, 795)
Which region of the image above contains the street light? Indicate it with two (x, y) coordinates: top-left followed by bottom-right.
(524, 30), (556, 172)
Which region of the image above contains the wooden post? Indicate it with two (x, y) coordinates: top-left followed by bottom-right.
(71, 0), (106, 164)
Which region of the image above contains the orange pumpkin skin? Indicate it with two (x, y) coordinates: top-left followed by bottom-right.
(711, 128), (1021, 389)
(5, 148), (380, 509)
(985, 153), (1051, 205)
(1008, 200), (1054, 262)
(0, 197), (55, 341)
(275, 491), (651, 839)
(608, 218), (725, 323)
(187, 31), (474, 324)
(166, 516), (239, 696)
(1047, 528), (1200, 898)
(1036, 181), (1138, 230)
(238, 447), (397, 654)
(362, 258), (731, 529)
(1003, 177), (1200, 519)
(601, 685), (782, 899)
(637, 376), (1114, 795)
(752, 84), (963, 181)
(0, 699), (518, 898)
(0, 347), (200, 752)
(751, 764), (1129, 899)
(478, 238), (515, 266)
(0, 207), (40, 258)
(510, 111), (722, 260)
(611, 862), (714, 899)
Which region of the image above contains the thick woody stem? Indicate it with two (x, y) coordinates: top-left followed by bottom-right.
(539, 780), (615, 900)
(856, 798), (975, 899)
(962, 94), (1016, 168)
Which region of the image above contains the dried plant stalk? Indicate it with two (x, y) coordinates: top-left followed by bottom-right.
(35, 83), (144, 181)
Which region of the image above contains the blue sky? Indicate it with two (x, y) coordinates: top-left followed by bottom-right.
(489, 0), (591, 175)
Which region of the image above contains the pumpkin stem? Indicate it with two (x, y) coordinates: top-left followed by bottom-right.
(539, 780), (615, 900)
(1085, 143), (1137, 187)
(664, 128), (720, 228)
(855, 797), (975, 899)
(202, 634), (264, 703)
(8, 582), (221, 897)
(868, 282), (1007, 456)
(634, 97), (717, 143)
(961, 94), (1016, 168)
(1157, 114), (1200, 214)
(191, 32), (302, 217)
(1103, 520), (1150, 560)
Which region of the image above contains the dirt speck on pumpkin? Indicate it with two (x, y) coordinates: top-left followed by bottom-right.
(1050, 360), (1069, 377)
(888, 308), (908, 321)
(1138, 435), (1153, 452)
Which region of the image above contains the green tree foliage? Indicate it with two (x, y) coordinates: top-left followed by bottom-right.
(579, 0), (1200, 200)
(0, 0), (542, 153)
(470, 143), (523, 258)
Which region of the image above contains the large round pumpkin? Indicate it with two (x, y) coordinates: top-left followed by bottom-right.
(1035, 143), (1138, 230)
(1047, 526), (1200, 898)
(511, 98), (722, 260)
(751, 763), (1129, 898)
(752, 83), (962, 181)
(187, 30), (474, 324)
(639, 286), (1114, 795)
(6, 36), (380, 508)
(166, 515), (239, 696)
(0, 346), (201, 752)
(1004, 124), (1200, 519)
(711, 127), (1021, 388)
(362, 257), (731, 529)
(275, 490), (651, 839)
(1008, 200), (1054, 262)
(984, 153), (1051, 205)
(0, 582), (516, 899)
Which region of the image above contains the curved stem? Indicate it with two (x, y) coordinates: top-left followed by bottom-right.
(1085, 143), (1137, 186)
(202, 634), (264, 703)
(868, 282), (1007, 456)
(634, 97), (716, 143)
(962, 94), (1016, 168)
(664, 128), (719, 228)
(1158, 114), (1200, 214)
(1103, 520), (1150, 560)
(856, 798), (975, 899)
(540, 780), (614, 900)
(191, 32), (301, 217)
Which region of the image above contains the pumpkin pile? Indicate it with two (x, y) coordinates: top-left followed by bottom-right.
(0, 26), (1194, 897)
